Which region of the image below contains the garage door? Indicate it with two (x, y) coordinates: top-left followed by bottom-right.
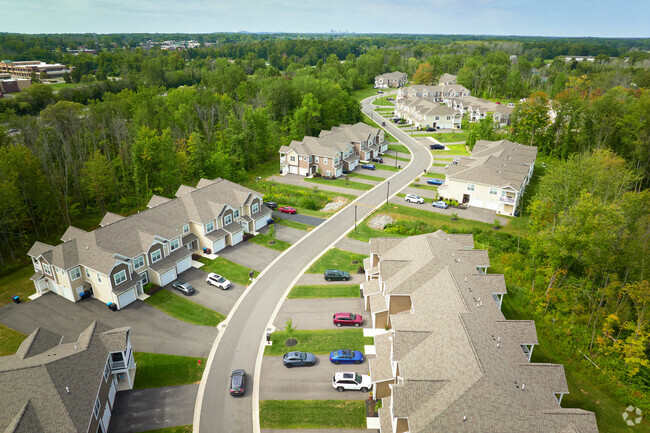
(299, 167), (308, 176)
(485, 201), (498, 210)
(289, 165), (298, 174)
(255, 217), (268, 231)
(175, 256), (192, 275)
(117, 288), (137, 308)
(160, 268), (176, 286)
(231, 230), (244, 245)
(48, 281), (60, 296)
(470, 198), (484, 208)
(212, 238), (226, 253)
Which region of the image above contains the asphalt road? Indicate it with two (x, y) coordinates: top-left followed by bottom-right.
(195, 94), (432, 432)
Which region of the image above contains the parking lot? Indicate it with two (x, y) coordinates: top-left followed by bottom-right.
(273, 298), (366, 330)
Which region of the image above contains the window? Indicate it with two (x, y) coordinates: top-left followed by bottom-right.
(70, 267), (82, 281)
(113, 270), (127, 286)
(170, 239), (179, 251)
(233, 210), (239, 218)
(97, 273), (102, 283)
(182, 224), (189, 234)
(315, 156), (319, 163)
(205, 221), (215, 233)
(224, 214), (232, 225)
(140, 272), (148, 285)
(290, 155), (296, 162)
(490, 187), (498, 195)
(151, 249), (162, 263)
(42, 263), (51, 275)
(94, 397), (100, 418)
(252, 203), (259, 213)
(467, 184), (475, 191)
(435, 116), (439, 120)
(133, 255), (145, 269)
(104, 362), (110, 381)
(86, 268), (91, 278)
(324, 158), (328, 165)
(447, 116), (451, 120)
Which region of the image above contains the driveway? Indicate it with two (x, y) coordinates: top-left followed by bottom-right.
(0, 292), (217, 357)
(401, 186), (439, 200)
(166, 267), (245, 316)
(296, 273), (366, 286)
(268, 175), (366, 196)
(260, 224), (307, 244)
(273, 298), (366, 330)
(217, 241), (281, 272)
(334, 237), (369, 256)
(108, 384), (197, 433)
(273, 211), (325, 227)
(389, 197), (508, 225)
(260, 355), (370, 400)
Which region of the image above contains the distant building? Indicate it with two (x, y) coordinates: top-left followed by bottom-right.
(0, 60), (70, 79)
(438, 73), (457, 85)
(67, 47), (98, 55)
(564, 56), (595, 62)
(0, 78), (32, 94)
(375, 71), (408, 88)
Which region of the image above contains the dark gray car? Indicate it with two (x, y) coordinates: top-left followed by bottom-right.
(171, 281), (195, 296)
(230, 369), (246, 396)
(282, 351), (316, 368)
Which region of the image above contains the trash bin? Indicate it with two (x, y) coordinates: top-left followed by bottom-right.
(107, 302), (118, 311)
(12, 296), (20, 304)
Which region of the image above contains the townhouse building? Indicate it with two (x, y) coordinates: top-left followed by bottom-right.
(397, 84), (471, 103)
(449, 95), (514, 126)
(394, 98), (462, 130)
(27, 178), (271, 309)
(0, 322), (136, 433)
(374, 71), (408, 88)
(362, 231), (598, 433)
(437, 73), (457, 85)
(437, 140), (537, 215)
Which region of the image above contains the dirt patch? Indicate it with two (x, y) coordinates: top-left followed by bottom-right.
(366, 399), (379, 417)
(368, 214), (395, 230)
(323, 196), (349, 212)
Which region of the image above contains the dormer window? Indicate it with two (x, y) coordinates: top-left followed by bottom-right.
(42, 263), (51, 275)
(170, 239), (180, 252)
(151, 250), (162, 263)
(114, 270), (127, 286)
(182, 224), (189, 234)
(206, 221), (215, 233)
(134, 255), (145, 269)
(224, 214), (233, 225)
(233, 210), (240, 218)
(252, 203), (259, 213)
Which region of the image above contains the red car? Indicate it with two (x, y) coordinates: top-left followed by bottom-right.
(333, 313), (363, 327)
(278, 206), (297, 214)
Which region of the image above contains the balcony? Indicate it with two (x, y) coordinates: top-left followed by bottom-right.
(499, 196), (516, 204)
(280, 156), (286, 164)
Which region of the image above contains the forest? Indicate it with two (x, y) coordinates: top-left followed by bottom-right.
(0, 34), (648, 416)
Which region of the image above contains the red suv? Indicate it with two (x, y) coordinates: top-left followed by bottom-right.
(333, 313), (363, 327)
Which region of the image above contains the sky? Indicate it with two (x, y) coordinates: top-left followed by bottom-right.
(3, 0), (649, 38)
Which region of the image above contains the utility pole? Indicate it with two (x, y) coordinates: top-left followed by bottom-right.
(354, 205), (357, 231)
(386, 181), (390, 205)
(395, 151), (398, 168)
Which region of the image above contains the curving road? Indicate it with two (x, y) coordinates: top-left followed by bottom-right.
(194, 94), (432, 433)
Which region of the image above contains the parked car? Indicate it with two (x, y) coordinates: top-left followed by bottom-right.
(331, 372), (372, 392)
(452, 158), (459, 165)
(392, 117), (400, 123)
(229, 369), (246, 396)
(432, 201), (449, 209)
(324, 269), (350, 281)
(278, 206), (297, 214)
(369, 157), (383, 163)
(386, 97), (394, 101)
(377, 90), (384, 94)
(361, 164), (376, 170)
(427, 178), (444, 185)
(333, 312), (363, 327)
(263, 201), (278, 210)
(429, 144), (445, 150)
(171, 281), (195, 296)
(381, 121), (386, 126)
(405, 194), (424, 204)
(330, 349), (364, 365)
(426, 127), (435, 132)
(283, 351), (316, 368)
(206, 273), (232, 290)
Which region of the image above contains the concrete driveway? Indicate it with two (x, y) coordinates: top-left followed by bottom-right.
(217, 241), (281, 272)
(0, 292), (217, 357)
(166, 267), (245, 316)
(401, 186), (439, 200)
(296, 273), (366, 286)
(273, 298), (366, 330)
(260, 224), (306, 244)
(260, 355), (370, 400)
(108, 384), (197, 433)
(274, 211), (325, 227)
(389, 197), (508, 225)
(268, 175), (366, 196)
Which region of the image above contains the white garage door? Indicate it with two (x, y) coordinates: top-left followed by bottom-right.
(117, 288), (137, 308)
(485, 201), (498, 210)
(160, 268), (176, 286)
(60, 285), (75, 302)
(232, 231), (244, 245)
(289, 165), (298, 174)
(299, 167), (308, 176)
(255, 217), (268, 231)
(48, 280), (60, 295)
(212, 238), (226, 253)
(470, 198), (484, 208)
(175, 256), (192, 275)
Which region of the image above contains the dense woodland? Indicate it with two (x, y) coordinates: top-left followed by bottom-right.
(0, 34), (648, 411)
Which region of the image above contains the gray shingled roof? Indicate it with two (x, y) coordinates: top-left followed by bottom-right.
(99, 211), (125, 227)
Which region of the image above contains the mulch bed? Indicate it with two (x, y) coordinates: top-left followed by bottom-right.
(365, 399), (379, 417)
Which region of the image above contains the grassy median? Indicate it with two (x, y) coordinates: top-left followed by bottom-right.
(307, 248), (368, 274)
(264, 329), (372, 356)
(260, 400), (366, 429)
(144, 290), (225, 326)
(288, 285), (360, 299)
(133, 352), (206, 389)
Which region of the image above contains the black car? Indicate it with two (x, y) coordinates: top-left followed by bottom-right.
(171, 281), (195, 296)
(429, 144), (445, 150)
(370, 157), (383, 163)
(426, 127), (435, 132)
(264, 201), (278, 210)
(230, 369), (246, 396)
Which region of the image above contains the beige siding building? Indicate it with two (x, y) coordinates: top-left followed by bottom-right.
(375, 71), (408, 88)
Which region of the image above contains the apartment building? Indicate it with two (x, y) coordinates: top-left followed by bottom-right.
(394, 97), (462, 129)
(375, 71), (408, 88)
(0, 60), (70, 79)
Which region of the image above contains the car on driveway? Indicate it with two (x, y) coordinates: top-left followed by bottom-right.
(333, 312), (363, 327)
(432, 201), (449, 209)
(330, 349), (364, 365)
(429, 143), (445, 150)
(361, 164), (375, 170)
(324, 269), (350, 281)
(264, 201), (278, 210)
(283, 351), (316, 368)
(206, 273), (232, 290)
(426, 126), (435, 132)
(171, 281), (195, 296)
(405, 194), (424, 204)
(278, 206), (297, 214)
(369, 157), (383, 163)
(229, 369), (246, 396)
(427, 178), (444, 185)
(332, 372), (372, 392)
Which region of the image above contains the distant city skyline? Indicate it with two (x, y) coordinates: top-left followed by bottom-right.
(3, 0), (649, 38)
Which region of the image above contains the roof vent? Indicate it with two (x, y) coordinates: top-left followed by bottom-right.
(65, 387), (70, 394)
(521, 384), (525, 390)
(463, 416), (467, 422)
(85, 246), (89, 250)
(74, 345), (77, 350)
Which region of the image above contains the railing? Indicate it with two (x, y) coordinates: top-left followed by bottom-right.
(499, 196), (516, 204)
(280, 157), (286, 163)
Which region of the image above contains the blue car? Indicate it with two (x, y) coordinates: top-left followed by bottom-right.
(329, 349), (364, 365)
(432, 201), (449, 209)
(361, 164), (376, 170)
(427, 178), (444, 185)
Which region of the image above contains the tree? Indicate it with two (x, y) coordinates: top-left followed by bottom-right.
(81, 150), (116, 212)
(412, 62), (435, 85)
(511, 91), (550, 147)
(290, 93), (321, 140)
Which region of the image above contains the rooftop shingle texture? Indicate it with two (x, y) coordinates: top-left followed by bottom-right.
(99, 211), (125, 227)
(0, 322), (129, 433)
(376, 71), (407, 80)
(147, 194), (172, 208)
(369, 332), (393, 382)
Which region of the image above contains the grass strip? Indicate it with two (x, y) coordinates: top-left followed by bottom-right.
(307, 248), (369, 273)
(383, 154), (411, 162)
(144, 290), (225, 326)
(133, 352), (206, 389)
(375, 164), (400, 172)
(347, 172), (385, 182)
(288, 284), (360, 299)
(264, 329), (373, 356)
(423, 172), (446, 178)
(260, 400), (366, 429)
(248, 233), (291, 251)
(372, 96), (395, 106)
(304, 177), (372, 191)
(197, 257), (258, 285)
(0, 323), (26, 356)
(409, 183), (439, 191)
(387, 144), (411, 154)
(140, 427), (192, 433)
(274, 218), (314, 231)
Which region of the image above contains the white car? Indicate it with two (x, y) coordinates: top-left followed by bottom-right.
(405, 194), (424, 204)
(332, 372), (372, 392)
(206, 273), (232, 290)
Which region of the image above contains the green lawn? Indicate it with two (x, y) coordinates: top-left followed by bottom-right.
(432, 162), (448, 167)
(351, 86), (381, 101)
(383, 153), (411, 162)
(372, 96), (395, 106)
(197, 257), (258, 285)
(375, 163), (400, 172)
(423, 172), (446, 178)
(347, 172), (384, 182)
(304, 176), (372, 191)
(0, 265), (36, 307)
(409, 183), (438, 191)
(396, 193), (434, 204)
(288, 285), (360, 299)
(140, 427), (192, 433)
(248, 232), (291, 251)
(347, 219), (407, 242)
(0, 323), (26, 356)
(133, 352), (206, 389)
(47, 82), (86, 90)
(414, 132), (469, 142)
(144, 290), (225, 326)
(264, 329), (372, 356)
(430, 143), (471, 156)
(361, 116), (397, 142)
(260, 400), (366, 429)
(307, 248), (368, 274)
(435, 157), (454, 161)
(387, 144), (411, 154)
(274, 218), (314, 231)
(256, 181), (356, 217)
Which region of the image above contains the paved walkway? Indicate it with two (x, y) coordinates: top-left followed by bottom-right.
(268, 175), (366, 196)
(109, 384), (197, 433)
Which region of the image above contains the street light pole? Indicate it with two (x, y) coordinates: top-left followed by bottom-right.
(395, 151), (398, 168)
(354, 205), (357, 231)
(386, 181), (390, 205)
